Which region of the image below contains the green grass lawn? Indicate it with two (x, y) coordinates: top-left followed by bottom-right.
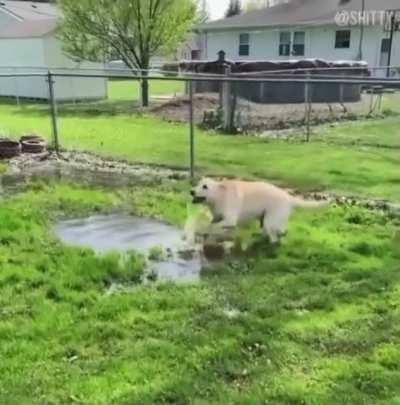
(0, 180), (399, 404)
(0, 93), (399, 403)
(315, 116), (400, 149)
(0, 101), (398, 201)
(108, 79), (184, 101)
(382, 92), (400, 114)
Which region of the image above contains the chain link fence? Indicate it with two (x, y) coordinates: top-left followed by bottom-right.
(0, 65), (399, 181)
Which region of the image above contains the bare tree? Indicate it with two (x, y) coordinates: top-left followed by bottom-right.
(225, 0), (242, 17)
(197, 0), (210, 23)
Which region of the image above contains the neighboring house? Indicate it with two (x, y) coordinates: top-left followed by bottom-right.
(107, 34), (201, 72)
(196, 0), (400, 76)
(177, 34), (202, 61)
(0, 0), (107, 100)
(149, 35), (202, 66)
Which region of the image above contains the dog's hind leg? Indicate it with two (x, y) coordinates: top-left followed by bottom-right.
(262, 207), (290, 244)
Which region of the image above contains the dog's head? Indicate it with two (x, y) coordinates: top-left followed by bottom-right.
(190, 178), (224, 205)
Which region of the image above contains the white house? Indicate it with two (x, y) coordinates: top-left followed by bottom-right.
(196, 0), (400, 76)
(0, 1), (107, 101)
(108, 33), (202, 72)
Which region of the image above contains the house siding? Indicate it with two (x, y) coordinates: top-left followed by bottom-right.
(0, 34), (107, 100)
(0, 37), (45, 66)
(202, 25), (400, 75)
(0, 37), (48, 99)
(43, 35), (107, 101)
(0, 4), (107, 100)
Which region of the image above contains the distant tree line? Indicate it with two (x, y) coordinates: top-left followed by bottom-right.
(225, 0), (241, 17)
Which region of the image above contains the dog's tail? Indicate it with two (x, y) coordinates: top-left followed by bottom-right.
(291, 196), (329, 209)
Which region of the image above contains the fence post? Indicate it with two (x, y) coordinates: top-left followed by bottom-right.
(339, 74), (344, 104)
(378, 91), (383, 112)
(218, 50), (226, 110)
(259, 82), (265, 102)
(368, 87), (374, 114)
(339, 72), (347, 113)
(222, 65), (234, 132)
(47, 71), (60, 154)
(219, 81), (224, 110)
(14, 68), (20, 107)
(188, 80), (195, 182)
(304, 73), (312, 142)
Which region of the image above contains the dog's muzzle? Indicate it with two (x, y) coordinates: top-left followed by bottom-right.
(190, 190), (206, 204)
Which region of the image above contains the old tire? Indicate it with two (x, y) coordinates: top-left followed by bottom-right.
(20, 134), (47, 153)
(0, 139), (21, 159)
(21, 139), (46, 154)
(20, 134), (45, 143)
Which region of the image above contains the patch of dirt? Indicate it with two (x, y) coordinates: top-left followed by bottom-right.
(150, 93), (380, 132)
(1, 151), (187, 195)
(151, 94), (219, 123)
(2, 151), (398, 216)
(292, 190), (400, 216)
(8, 151), (185, 178)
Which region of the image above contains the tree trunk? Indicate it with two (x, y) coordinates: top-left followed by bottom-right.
(140, 76), (149, 107)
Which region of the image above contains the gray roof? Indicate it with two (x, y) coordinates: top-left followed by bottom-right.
(0, 1), (58, 20)
(0, 18), (57, 38)
(197, 0), (400, 31)
(0, 1), (58, 38)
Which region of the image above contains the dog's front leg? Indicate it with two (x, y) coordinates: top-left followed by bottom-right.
(207, 217), (237, 242)
(212, 214), (238, 230)
(211, 214), (224, 224)
(218, 219), (237, 229)
(209, 204), (239, 235)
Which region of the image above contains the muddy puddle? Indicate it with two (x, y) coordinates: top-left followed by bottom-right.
(0, 155), (220, 284)
(55, 213), (203, 283)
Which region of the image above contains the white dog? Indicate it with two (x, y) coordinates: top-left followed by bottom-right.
(191, 178), (327, 244)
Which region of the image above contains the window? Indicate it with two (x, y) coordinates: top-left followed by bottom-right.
(279, 31), (305, 56)
(381, 38), (391, 53)
(239, 33), (250, 56)
(292, 31), (305, 56)
(335, 30), (351, 48)
(279, 32), (291, 56)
